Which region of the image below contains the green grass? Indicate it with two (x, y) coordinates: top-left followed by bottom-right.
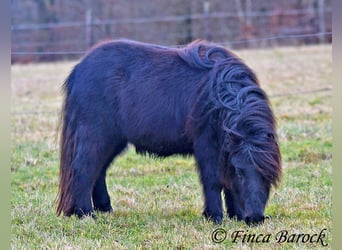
(11, 44), (332, 249)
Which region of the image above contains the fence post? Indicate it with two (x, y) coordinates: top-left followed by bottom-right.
(318, 0), (325, 43)
(85, 8), (92, 49)
(203, 0), (211, 41)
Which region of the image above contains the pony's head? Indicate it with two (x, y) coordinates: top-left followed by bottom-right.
(222, 122), (281, 225)
(180, 41), (281, 225)
(215, 64), (281, 225)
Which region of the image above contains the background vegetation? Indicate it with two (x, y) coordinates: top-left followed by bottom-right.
(11, 44), (331, 249)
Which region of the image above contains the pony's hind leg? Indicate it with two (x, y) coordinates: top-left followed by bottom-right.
(71, 151), (98, 218)
(70, 125), (126, 218)
(92, 168), (112, 213)
(92, 141), (127, 213)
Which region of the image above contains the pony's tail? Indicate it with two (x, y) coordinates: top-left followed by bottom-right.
(56, 66), (78, 216)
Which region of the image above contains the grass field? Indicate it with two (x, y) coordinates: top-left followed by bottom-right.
(11, 44), (332, 249)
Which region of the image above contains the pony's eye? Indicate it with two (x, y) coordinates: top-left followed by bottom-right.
(267, 133), (274, 140)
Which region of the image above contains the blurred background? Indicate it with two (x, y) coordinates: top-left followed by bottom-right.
(11, 0), (332, 63)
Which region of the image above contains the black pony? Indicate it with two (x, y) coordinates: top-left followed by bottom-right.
(56, 39), (281, 225)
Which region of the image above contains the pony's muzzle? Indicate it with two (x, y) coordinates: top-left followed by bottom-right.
(244, 213), (265, 226)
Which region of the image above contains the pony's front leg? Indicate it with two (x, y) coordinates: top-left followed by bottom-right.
(194, 132), (223, 224)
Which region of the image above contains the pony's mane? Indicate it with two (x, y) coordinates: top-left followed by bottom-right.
(179, 40), (281, 186)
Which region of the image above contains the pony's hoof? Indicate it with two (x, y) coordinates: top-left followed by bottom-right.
(94, 204), (113, 213)
(74, 208), (95, 219)
(203, 212), (223, 224)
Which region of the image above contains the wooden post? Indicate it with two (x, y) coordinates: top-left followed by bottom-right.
(85, 8), (92, 49)
(203, 0), (211, 41)
(318, 0), (325, 43)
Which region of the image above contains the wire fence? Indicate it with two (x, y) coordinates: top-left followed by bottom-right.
(11, 8), (330, 31)
(11, 31), (332, 56)
(11, 4), (332, 62)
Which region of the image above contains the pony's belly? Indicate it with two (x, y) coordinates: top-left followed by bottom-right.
(132, 140), (193, 157)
